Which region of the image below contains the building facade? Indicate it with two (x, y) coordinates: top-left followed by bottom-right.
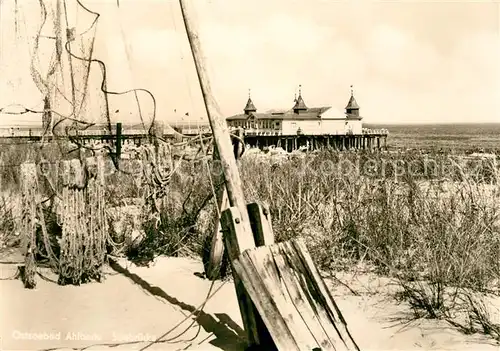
(226, 86), (363, 136)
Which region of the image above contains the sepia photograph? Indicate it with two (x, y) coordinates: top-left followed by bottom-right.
(0, 0), (499, 350)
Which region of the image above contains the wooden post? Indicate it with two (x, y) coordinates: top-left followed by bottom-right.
(206, 180), (229, 280)
(247, 202), (274, 247)
(178, 0), (252, 236)
(221, 208), (269, 347)
(206, 128), (244, 280)
(178, 1), (260, 347)
(221, 205), (277, 349)
(116, 122), (122, 165)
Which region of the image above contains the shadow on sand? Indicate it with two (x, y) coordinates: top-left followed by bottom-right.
(108, 258), (247, 351)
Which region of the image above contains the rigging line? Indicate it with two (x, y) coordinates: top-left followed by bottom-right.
(45, 2), (102, 142)
(42, 36), (60, 80)
(138, 280), (221, 351)
(30, 0), (50, 96)
(62, 0), (77, 108)
(169, 1), (196, 123)
(0, 104), (95, 128)
(71, 0), (99, 37)
(31, 0), (78, 136)
(20, 5), (45, 100)
(63, 41), (158, 137)
(47, 58), (81, 110)
(53, 0), (67, 102)
(29, 0), (70, 110)
(115, 3), (146, 132)
(14, 0), (19, 40)
(61, 9), (97, 121)
(74, 31), (96, 120)
(196, 6), (224, 120)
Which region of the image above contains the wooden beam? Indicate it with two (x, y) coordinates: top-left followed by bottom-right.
(247, 203), (274, 247)
(221, 207), (263, 346)
(233, 238), (360, 351)
(178, 1), (260, 347)
(207, 129), (244, 280)
(206, 165), (229, 280)
(178, 0), (253, 245)
(116, 122), (123, 164)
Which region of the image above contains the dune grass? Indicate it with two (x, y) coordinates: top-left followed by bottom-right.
(1, 143), (499, 340)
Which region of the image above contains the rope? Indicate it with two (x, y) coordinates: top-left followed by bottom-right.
(36, 279), (228, 351)
(138, 279), (223, 351)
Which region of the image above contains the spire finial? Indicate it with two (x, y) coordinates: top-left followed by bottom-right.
(244, 89), (257, 113)
(350, 85), (354, 96)
(298, 84), (302, 96)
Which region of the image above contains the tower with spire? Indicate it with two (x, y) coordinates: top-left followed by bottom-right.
(293, 85), (308, 114)
(345, 85), (360, 119)
(244, 89), (257, 115)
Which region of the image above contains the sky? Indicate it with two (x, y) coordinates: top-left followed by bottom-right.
(0, 0), (499, 126)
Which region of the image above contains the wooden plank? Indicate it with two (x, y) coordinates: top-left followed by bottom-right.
(247, 247), (318, 350)
(270, 243), (336, 350)
(247, 203), (275, 247)
(220, 207), (262, 346)
(234, 239), (360, 351)
(291, 238), (360, 351)
(232, 252), (300, 351)
(281, 240), (352, 351)
(221, 208), (256, 262)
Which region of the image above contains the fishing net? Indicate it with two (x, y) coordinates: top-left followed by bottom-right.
(19, 163), (38, 288)
(4, 0), (237, 285)
(0, 0), (157, 148)
(17, 157), (108, 286)
(56, 157), (107, 285)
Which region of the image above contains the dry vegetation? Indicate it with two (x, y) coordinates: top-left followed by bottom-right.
(1, 142), (499, 342)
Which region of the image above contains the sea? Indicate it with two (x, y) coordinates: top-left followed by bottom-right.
(366, 123), (500, 153)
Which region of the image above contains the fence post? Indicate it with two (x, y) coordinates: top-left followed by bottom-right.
(116, 122), (122, 165)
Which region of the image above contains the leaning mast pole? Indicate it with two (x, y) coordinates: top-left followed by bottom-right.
(178, 1), (262, 346)
(177, 1), (253, 240)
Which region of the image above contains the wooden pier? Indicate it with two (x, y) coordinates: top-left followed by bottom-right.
(0, 125), (388, 152)
(242, 130), (389, 152)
